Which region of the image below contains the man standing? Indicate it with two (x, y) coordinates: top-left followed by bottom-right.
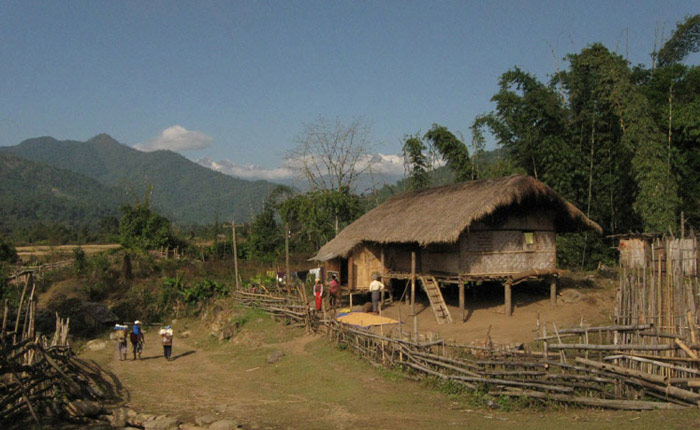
(369, 274), (384, 315)
(130, 320), (144, 360)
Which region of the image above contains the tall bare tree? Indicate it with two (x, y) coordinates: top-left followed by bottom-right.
(287, 116), (373, 192)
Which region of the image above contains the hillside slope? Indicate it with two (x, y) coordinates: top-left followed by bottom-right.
(0, 151), (122, 233)
(2, 134), (278, 223)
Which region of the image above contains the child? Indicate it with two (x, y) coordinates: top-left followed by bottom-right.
(159, 326), (174, 361)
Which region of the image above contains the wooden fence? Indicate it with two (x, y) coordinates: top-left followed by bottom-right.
(233, 283), (700, 410)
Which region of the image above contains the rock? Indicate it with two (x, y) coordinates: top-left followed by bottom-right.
(560, 289), (584, 304)
(180, 424), (205, 430)
(180, 330), (191, 338)
(108, 407), (131, 427)
(86, 339), (108, 351)
(208, 419), (242, 430)
(219, 324), (236, 341)
(143, 416), (180, 430)
(214, 405), (230, 414)
(266, 350), (284, 364)
(195, 415), (219, 426)
(65, 400), (104, 418)
(128, 412), (156, 427)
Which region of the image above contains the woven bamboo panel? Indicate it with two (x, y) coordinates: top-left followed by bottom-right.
(619, 239), (651, 269)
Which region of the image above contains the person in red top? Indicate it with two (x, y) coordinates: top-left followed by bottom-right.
(329, 275), (339, 311)
(313, 278), (323, 311)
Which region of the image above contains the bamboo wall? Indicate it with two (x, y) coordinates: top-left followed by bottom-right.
(618, 236), (699, 336)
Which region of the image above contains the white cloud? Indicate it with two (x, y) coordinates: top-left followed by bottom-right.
(197, 157), (296, 181)
(197, 152), (409, 183)
(135, 125), (213, 152)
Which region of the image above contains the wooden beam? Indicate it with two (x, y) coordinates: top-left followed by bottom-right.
(411, 251), (417, 340)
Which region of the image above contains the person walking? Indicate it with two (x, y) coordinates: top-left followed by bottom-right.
(369, 274), (385, 315)
(115, 324), (128, 361)
(159, 326), (174, 361)
(329, 275), (339, 312)
(130, 320), (144, 360)
(313, 278), (324, 311)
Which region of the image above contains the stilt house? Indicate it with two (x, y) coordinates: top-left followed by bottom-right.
(312, 175), (602, 322)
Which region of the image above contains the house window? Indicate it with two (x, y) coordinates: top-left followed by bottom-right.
(523, 231), (535, 251)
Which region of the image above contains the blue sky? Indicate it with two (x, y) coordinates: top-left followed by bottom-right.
(1, 1), (698, 181)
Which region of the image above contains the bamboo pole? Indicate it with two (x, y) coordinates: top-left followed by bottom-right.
(285, 223), (290, 285)
(232, 219), (240, 290)
(411, 251), (417, 341)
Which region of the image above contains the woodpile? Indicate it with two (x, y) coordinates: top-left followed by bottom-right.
(1, 279), (121, 428)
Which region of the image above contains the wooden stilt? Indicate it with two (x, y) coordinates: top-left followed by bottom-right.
(550, 276), (557, 306)
(411, 251), (417, 340)
(459, 283), (465, 323)
(505, 279), (512, 317)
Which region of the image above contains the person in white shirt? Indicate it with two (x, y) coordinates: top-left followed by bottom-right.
(369, 275), (384, 314)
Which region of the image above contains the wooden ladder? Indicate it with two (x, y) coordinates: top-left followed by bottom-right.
(419, 275), (453, 324)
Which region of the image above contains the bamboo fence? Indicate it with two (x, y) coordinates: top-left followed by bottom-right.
(234, 250), (700, 411)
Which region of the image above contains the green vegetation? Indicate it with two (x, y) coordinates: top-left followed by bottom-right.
(0, 151), (122, 242)
(0, 133), (278, 226)
(118, 201), (184, 250)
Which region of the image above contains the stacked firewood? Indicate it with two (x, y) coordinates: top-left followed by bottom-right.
(1, 281), (120, 428)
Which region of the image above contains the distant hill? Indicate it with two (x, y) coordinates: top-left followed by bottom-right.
(1, 134), (279, 224)
(0, 151), (122, 234)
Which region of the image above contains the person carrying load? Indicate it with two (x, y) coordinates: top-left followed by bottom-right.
(159, 325), (174, 361)
(114, 324), (128, 361)
(130, 320), (144, 360)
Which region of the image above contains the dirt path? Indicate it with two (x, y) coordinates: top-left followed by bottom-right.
(81, 317), (698, 430)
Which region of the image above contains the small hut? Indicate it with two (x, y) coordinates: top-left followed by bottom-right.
(312, 175), (601, 322)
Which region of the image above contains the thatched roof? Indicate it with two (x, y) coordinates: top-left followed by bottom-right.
(312, 175), (602, 261)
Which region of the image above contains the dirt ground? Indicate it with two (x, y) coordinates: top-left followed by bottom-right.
(81, 311), (700, 430)
(344, 274), (615, 345)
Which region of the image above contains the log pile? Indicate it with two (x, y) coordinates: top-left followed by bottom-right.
(1, 282), (121, 428)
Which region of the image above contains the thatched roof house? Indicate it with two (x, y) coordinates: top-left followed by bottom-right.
(313, 175), (601, 321)
(313, 174), (600, 262)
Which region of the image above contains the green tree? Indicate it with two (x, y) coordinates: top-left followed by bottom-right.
(656, 14), (700, 67)
(402, 135), (430, 190)
(424, 124), (472, 182)
(0, 236), (18, 264)
(278, 187), (363, 251)
(119, 203), (181, 250)
(248, 202), (283, 262)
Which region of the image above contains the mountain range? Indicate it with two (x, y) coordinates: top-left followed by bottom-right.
(0, 150), (123, 234)
(0, 134), (279, 228)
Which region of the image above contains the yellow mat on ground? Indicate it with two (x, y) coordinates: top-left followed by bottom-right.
(337, 312), (398, 327)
